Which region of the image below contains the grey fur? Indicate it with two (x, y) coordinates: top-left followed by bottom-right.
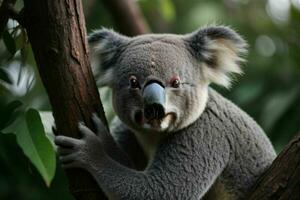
(55, 26), (276, 200)
(111, 89), (276, 199)
(89, 28), (130, 72)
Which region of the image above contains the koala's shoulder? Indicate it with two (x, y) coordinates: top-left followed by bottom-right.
(191, 89), (266, 142)
(203, 89), (275, 158)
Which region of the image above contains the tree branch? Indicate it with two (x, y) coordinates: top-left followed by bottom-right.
(248, 131), (300, 199)
(101, 0), (149, 36)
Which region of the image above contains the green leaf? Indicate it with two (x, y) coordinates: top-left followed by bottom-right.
(24, 109), (56, 186)
(3, 109), (56, 186)
(15, 28), (27, 50)
(0, 100), (22, 130)
(3, 30), (17, 56)
(39, 111), (55, 146)
(0, 68), (12, 84)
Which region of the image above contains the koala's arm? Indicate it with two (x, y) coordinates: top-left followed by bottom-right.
(84, 114), (135, 168)
(55, 113), (230, 200)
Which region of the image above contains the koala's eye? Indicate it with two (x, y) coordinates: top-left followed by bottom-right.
(129, 76), (140, 89)
(170, 76), (181, 88)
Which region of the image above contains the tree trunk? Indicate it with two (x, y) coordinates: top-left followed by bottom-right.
(23, 0), (107, 199)
(101, 0), (148, 36)
(248, 131), (300, 200)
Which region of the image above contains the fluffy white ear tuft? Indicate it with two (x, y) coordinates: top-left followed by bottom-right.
(88, 28), (130, 86)
(184, 25), (248, 88)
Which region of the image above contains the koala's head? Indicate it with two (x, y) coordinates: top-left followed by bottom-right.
(89, 26), (247, 134)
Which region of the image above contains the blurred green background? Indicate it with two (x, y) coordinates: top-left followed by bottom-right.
(0, 0), (299, 199)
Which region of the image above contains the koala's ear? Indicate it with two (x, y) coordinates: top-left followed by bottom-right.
(88, 28), (130, 86)
(184, 26), (248, 88)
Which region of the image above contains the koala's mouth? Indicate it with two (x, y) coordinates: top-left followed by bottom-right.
(134, 110), (144, 125)
(134, 110), (175, 132)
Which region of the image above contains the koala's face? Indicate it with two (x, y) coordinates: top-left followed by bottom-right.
(109, 38), (207, 133)
(89, 26), (247, 133)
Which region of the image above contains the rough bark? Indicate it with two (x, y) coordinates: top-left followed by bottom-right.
(101, 0), (148, 36)
(248, 131), (300, 200)
(23, 0), (107, 199)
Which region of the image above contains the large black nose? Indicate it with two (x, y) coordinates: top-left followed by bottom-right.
(143, 82), (166, 120)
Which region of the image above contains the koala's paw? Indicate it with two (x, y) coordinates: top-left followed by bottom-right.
(54, 122), (107, 172)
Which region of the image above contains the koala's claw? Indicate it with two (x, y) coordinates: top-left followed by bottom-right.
(57, 146), (74, 155)
(59, 153), (78, 163)
(61, 162), (78, 169)
(55, 135), (81, 147)
(91, 113), (109, 136)
(78, 123), (100, 139)
(52, 126), (58, 136)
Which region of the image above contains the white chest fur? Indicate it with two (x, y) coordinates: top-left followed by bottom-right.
(134, 131), (168, 165)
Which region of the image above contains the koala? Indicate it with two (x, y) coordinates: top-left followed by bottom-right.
(55, 26), (276, 200)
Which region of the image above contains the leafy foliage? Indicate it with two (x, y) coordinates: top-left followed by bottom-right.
(24, 109), (56, 186)
(0, 100), (22, 130)
(2, 108), (56, 187)
(3, 30), (16, 56)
